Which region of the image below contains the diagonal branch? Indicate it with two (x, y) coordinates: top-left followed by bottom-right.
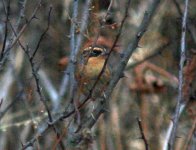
(137, 117), (149, 150)
(30, 6), (52, 60)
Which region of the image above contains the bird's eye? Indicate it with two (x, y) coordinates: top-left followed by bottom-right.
(92, 50), (102, 56)
(82, 46), (105, 57)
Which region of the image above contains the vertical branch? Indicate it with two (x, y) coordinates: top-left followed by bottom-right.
(169, 0), (189, 149)
(75, 0), (92, 53)
(69, 0), (78, 99)
(59, 0), (78, 99)
(66, 0), (80, 124)
(59, 0), (92, 97)
(70, 0), (78, 56)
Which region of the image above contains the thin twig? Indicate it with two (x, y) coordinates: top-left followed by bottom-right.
(172, 0), (196, 44)
(0, 0), (10, 58)
(31, 6), (52, 60)
(103, 0), (114, 22)
(172, 0), (183, 16)
(12, 7), (54, 123)
(88, 0), (114, 49)
(169, 0), (189, 149)
(0, 0), (41, 71)
(137, 118), (149, 150)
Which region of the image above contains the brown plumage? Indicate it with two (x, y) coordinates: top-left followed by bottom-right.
(75, 45), (111, 99)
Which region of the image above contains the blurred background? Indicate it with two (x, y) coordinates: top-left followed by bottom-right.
(0, 0), (195, 149)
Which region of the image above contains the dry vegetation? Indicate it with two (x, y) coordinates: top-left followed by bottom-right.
(0, 0), (195, 150)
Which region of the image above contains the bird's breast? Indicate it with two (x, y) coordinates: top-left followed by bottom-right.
(76, 56), (111, 98)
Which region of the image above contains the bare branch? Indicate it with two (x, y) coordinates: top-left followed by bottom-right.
(59, 0), (92, 97)
(0, 0), (10, 58)
(68, 0), (79, 102)
(169, 0), (189, 149)
(0, 0), (41, 71)
(172, 0), (196, 44)
(30, 6), (52, 60)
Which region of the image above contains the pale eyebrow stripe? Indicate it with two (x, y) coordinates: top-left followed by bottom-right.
(83, 46), (105, 52)
(93, 47), (103, 51)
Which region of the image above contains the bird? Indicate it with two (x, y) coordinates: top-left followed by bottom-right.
(75, 45), (111, 100)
